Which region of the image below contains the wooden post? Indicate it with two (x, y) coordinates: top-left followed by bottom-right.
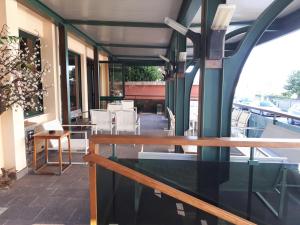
(89, 141), (97, 225)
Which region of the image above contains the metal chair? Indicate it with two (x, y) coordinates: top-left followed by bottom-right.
(90, 109), (114, 134)
(115, 110), (140, 135)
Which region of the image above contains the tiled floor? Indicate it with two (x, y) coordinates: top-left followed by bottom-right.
(0, 113), (169, 225)
(0, 165), (89, 225)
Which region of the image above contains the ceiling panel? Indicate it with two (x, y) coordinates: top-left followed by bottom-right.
(228, 0), (300, 22)
(107, 47), (166, 57)
(41, 0), (182, 22)
(76, 25), (172, 45)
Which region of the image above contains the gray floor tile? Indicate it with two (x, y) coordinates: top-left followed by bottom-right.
(0, 204), (42, 220)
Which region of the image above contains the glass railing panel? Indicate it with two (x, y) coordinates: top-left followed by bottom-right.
(97, 154), (300, 225)
(96, 164), (235, 225)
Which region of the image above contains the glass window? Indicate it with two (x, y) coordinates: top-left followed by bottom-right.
(19, 30), (43, 118)
(68, 51), (82, 111)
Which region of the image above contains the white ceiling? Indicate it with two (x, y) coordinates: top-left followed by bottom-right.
(105, 47), (167, 57)
(76, 25), (172, 46)
(41, 0), (183, 22)
(39, 0), (300, 59)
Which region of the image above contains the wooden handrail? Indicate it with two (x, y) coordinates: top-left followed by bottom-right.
(87, 135), (300, 225)
(84, 153), (256, 225)
(90, 134), (300, 148)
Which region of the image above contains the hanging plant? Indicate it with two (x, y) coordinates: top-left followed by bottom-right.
(0, 25), (50, 115)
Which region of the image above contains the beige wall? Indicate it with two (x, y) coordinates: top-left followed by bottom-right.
(0, 0), (98, 173)
(99, 55), (109, 96)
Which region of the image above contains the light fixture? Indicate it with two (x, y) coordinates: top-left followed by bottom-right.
(164, 17), (188, 36)
(159, 54), (170, 63)
(211, 4), (236, 30)
(208, 4), (236, 60)
(185, 65), (194, 73)
(164, 17), (201, 59)
(177, 52), (187, 62)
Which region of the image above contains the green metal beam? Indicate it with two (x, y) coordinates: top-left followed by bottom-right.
(66, 20), (170, 28)
(221, 0), (293, 140)
(258, 8), (300, 44)
(114, 55), (161, 59)
(97, 43), (169, 49)
(67, 19), (202, 28)
(175, 33), (187, 137)
(167, 0), (201, 58)
(21, 0), (112, 56)
(225, 26), (251, 41)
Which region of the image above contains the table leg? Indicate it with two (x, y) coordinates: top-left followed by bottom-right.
(58, 138), (62, 175)
(67, 134), (71, 164)
(45, 139), (48, 163)
(33, 137), (37, 170)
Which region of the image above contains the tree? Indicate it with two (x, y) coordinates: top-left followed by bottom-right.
(0, 25), (49, 115)
(124, 66), (163, 81)
(284, 71), (300, 99)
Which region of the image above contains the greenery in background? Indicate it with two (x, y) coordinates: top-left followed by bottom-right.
(283, 71), (300, 98)
(125, 66), (163, 81)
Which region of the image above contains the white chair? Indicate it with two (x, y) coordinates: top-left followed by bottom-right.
(41, 120), (91, 164)
(115, 110), (140, 135)
(90, 109), (114, 134)
(107, 103), (123, 111)
(121, 100), (135, 110)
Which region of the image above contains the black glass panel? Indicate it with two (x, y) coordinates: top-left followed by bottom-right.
(96, 157), (300, 225)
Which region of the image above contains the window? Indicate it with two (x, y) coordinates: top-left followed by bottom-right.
(68, 51), (82, 111)
(19, 30), (43, 118)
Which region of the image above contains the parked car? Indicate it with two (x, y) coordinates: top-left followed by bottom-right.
(236, 98), (254, 110)
(287, 104), (300, 125)
(250, 100), (280, 116)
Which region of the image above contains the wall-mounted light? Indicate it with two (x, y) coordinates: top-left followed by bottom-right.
(177, 52), (187, 62)
(164, 17), (188, 36)
(211, 4), (236, 30)
(164, 17), (201, 59)
(159, 54), (171, 63)
(208, 4), (236, 60)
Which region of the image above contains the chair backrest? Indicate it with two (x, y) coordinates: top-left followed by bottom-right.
(41, 120), (65, 148)
(42, 120), (63, 131)
(167, 107), (175, 135)
(107, 103), (123, 111)
(70, 109), (82, 120)
(121, 100), (134, 110)
(90, 109), (113, 131)
(115, 110), (137, 132)
(231, 108), (242, 127)
(237, 110), (251, 130)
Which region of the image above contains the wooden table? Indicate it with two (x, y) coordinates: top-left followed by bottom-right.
(33, 130), (71, 175)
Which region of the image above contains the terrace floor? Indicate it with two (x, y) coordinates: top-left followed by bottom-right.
(0, 113), (169, 225)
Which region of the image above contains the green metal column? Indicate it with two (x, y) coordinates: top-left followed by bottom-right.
(165, 79), (170, 115)
(198, 0), (224, 161)
(197, 0), (293, 162)
(169, 79), (175, 113)
(175, 33), (187, 136)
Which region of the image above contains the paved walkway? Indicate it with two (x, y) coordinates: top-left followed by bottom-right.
(0, 113), (168, 225)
